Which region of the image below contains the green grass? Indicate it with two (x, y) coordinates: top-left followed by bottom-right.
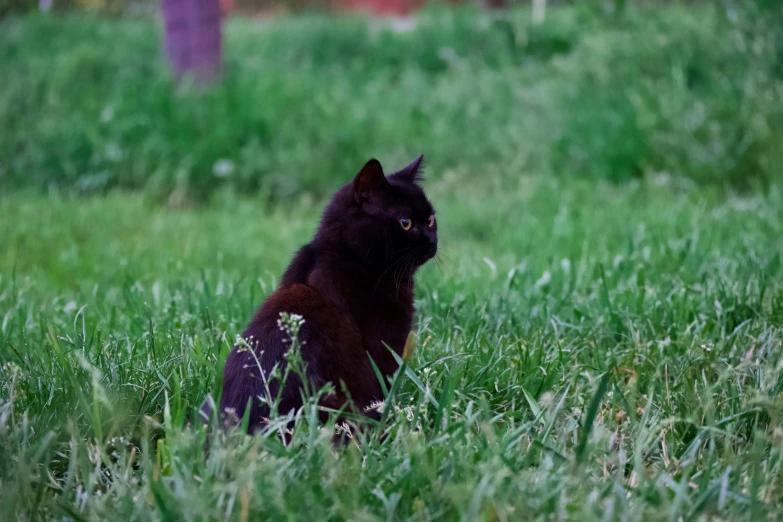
(1, 3), (782, 202)
(2, 173), (783, 519)
(2, 3), (783, 520)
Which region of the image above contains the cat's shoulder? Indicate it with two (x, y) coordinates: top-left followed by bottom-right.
(280, 243), (318, 287)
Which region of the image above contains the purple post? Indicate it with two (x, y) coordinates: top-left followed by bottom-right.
(162, 0), (223, 83)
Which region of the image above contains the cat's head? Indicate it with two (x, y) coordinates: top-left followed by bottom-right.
(319, 155), (438, 272)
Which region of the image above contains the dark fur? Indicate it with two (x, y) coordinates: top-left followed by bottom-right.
(217, 155), (437, 434)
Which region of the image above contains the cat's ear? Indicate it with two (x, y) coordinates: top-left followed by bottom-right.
(354, 159), (389, 202)
(390, 154), (424, 184)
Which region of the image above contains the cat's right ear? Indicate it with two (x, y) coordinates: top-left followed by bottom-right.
(353, 159), (388, 203)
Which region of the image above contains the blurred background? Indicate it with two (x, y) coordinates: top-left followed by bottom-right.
(1, 0), (781, 205)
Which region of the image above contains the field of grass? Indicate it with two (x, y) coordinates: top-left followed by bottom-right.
(2, 175), (783, 519)
(2, 2), (783, 521)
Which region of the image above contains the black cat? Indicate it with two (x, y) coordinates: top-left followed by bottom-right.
(218, 155), (437, 433)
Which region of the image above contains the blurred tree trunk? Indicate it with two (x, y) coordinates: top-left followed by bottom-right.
(162, 0), (223, 83)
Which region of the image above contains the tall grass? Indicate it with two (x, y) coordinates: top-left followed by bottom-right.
(1, 176), (782, 518)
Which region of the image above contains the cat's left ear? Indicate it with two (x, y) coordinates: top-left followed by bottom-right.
(390, 154), (424, 184)
(354, 159), (389, 203)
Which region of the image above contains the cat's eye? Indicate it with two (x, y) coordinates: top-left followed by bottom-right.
(428, 215), (436, 228)
(399, 218), (412, 231)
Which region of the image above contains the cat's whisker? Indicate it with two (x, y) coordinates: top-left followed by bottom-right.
(434, 244), (454, 256)
(434, 249), (455, 266)
(393, 252), (415, 297)
(401, 250), (420, 292)
(433, 255), (447, 275)
(374, 251), (412, 296)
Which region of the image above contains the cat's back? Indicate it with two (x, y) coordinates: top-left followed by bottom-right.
(243, 282), (379, 395)
(243, 282), (352, 343)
